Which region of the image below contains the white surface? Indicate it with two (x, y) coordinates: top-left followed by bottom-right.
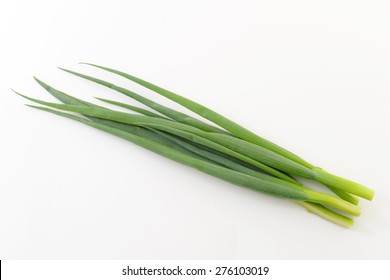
(1, 0), (389, 259)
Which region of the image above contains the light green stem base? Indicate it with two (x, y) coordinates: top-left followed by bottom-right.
(313, 167), (374, 201)
(304, 189), (361, 216)
(297, 201), (353, 228)
(326, 185), (360, 205)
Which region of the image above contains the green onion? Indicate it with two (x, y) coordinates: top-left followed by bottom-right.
(14, 65), (375, 227)
(75, 63), (374, 201)
(26, 82), (355, 226)
(33, 107), (355, 227)
(57, 67), (363, 204)
(14, 90), (361, 217)
(18, 92), (371, 201)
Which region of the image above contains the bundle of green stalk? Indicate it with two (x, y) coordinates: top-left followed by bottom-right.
(14, 63), (375, 228)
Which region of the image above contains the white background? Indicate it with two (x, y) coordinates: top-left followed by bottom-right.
(1, 0), (389, 259)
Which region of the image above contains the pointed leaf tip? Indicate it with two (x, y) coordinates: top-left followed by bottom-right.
(33, 77), (51, 91)
(78, 62), (89, 65)
(79, 62), (97, 67)
(26, 104), (45, 111)
(12, 90), (32, 102)
(57, 67), (69, 72)
(33, 76), (42, 83)
(11, 88), (21, 95)
(13, 91), (30, 100)
(58, 67), (78, 75)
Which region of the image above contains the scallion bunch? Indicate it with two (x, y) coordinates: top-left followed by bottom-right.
(14, 63), (375, 227)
